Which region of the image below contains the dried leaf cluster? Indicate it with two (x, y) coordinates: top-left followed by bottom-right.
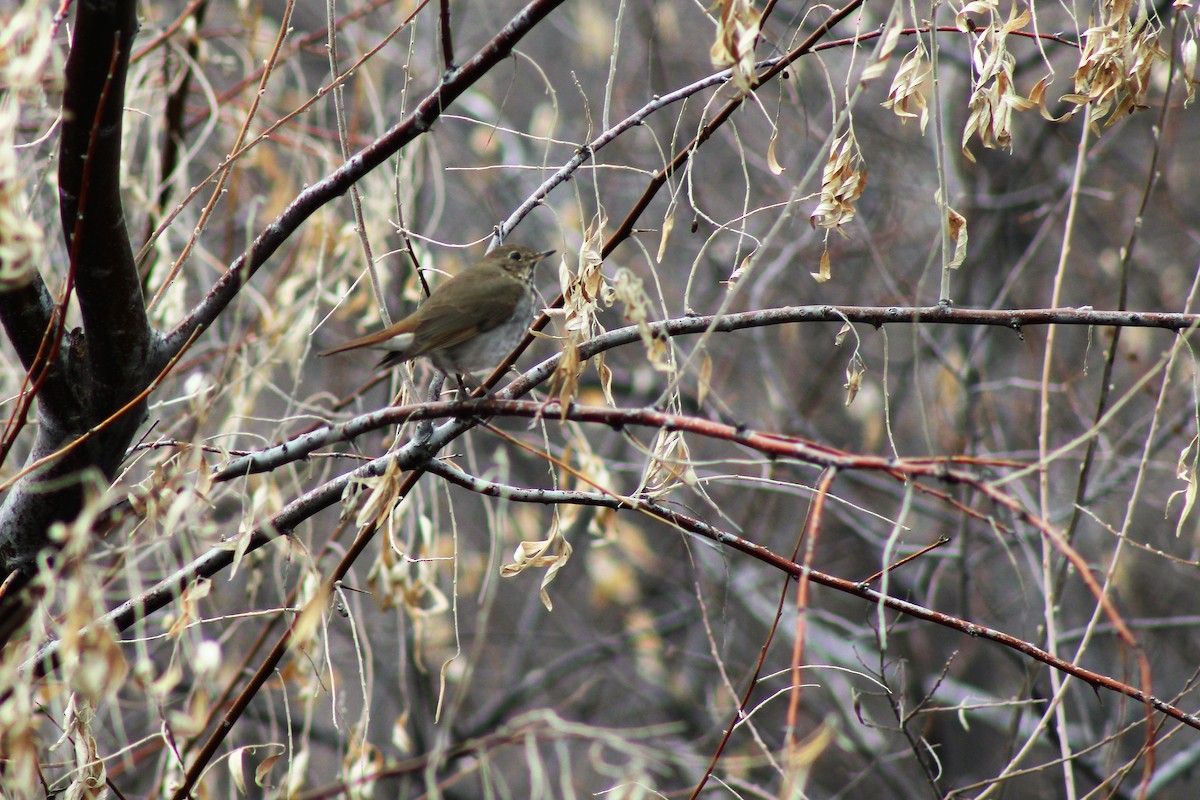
(810, 130), (867, 234)
(1064, 0), (1164, 127)
(710, 0), (763, 92)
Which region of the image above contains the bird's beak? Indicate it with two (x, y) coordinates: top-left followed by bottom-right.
(536, 249), (556, 261)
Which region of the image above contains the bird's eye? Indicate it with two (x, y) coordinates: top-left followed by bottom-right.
(509, 250), (522, 260)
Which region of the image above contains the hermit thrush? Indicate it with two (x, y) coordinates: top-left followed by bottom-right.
(319, 244), (554, 375)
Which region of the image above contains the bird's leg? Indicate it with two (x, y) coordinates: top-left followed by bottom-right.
(410, 372), (445, 447)
(453, 372), (490, 397)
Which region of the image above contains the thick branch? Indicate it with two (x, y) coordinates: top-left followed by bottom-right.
(59, 0), (154, 390)
(0, 0), (151, 588)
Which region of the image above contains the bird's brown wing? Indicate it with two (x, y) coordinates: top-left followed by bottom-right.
(403, 275), (527, 355)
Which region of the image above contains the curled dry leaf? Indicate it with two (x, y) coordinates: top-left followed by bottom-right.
(657, 200), (676, 263)
(500, 522), (574, 611)
(229, 745), (250, 795)
(1168, 434), (1199, 537)
(955, 0), (1001, 31)
(811, 249), (832, 284)
(845, 353), (866, 406)
(166, 577), (211, 640)
(766, 129), (785, 175)
(946, 204), (969, 270)
(724, 251), (752, 288)
(292, 576), (331, 653)
(256, 750), (285, 788)
(1182, 35), (1197, 107)
(68, 707), (106, 800)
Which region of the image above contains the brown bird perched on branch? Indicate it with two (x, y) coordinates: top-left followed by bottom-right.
(319, 244), (554, 375)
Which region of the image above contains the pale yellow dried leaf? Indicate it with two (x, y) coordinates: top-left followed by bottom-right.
(571, 430), (616, 498)
(342, 741), (384, 800)
(292, 581), (331, 647)
(767, 129), (785, 175)
(597, 355), (615, 405)
(392, 712), (413, 752)
(959, 3), (1040, 157)
(811, 249), (832, 283)
(956, 0), (999, 32)
(166, 578), (211, 640)
(230, 524), (254, 577)
(1182, 37), (1197, 107)
(556, 217), (616, 404)
(657, 202), (676, 262)
(150, 662), (184, 701)
(229, 745), (250, 794)
(1029, 75), (1072, 122)
(549, 336), (582, 415)
(255, 752), (284, 788)
(725, 252), (750, 288)
(844, 355), (865, 406)
(66, 718), (105, 800)
(1169, 435), (1199, 537)
(168, 703), (208, 738)
(354, 458), (404, 532)
(285, 749), (311, 797)
(698, 349), (713, 406)
(1002, 5), (1031, 34)
(946, 205), (969, 270)
(861, 11), (904, 82)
